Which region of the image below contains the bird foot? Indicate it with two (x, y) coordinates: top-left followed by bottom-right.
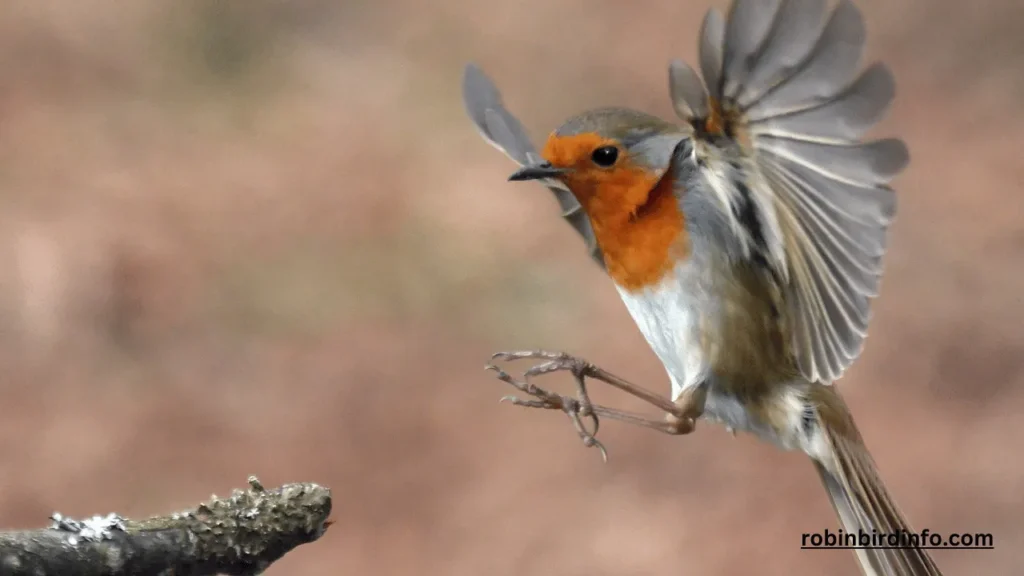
(486, 350), (699, 461)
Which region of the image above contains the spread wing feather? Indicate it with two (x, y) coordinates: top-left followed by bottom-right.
(463, 0), (906, 385)
(670, 0), (908, 383)
(461, 64), (605, 268)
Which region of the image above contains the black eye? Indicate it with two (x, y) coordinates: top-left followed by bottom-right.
(591, 146), (619, 167)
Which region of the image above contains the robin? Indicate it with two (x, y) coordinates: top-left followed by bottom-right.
(464, 1), (942, 575)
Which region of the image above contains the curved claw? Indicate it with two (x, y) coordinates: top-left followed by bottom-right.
(486, 349), (620, 462)
(485, 364), (514, 384)
(581, 436), (609, 463)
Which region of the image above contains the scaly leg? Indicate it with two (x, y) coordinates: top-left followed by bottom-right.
(486, 350), (706, 460)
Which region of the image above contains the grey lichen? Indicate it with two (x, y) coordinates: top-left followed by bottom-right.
(0, 477), (332, 576)
(50, 513), (127, 543)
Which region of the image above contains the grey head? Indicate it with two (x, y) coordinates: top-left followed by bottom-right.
(509, 107), (692, 182)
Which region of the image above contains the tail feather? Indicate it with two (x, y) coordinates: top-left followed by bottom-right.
(815, 418), (944, 576)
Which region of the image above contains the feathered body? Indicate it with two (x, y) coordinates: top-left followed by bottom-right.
(542, 121), (803, 445)
(537, 108), (848, 459)
(463, 1), (941, 575)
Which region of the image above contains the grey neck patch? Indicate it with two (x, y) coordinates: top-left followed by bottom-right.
(627, 132), (689, 174)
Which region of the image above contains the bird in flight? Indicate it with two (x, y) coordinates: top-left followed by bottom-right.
(464, 1), (941, 575)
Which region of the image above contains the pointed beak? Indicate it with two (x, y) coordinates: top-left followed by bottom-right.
(508, 162), (566, 182)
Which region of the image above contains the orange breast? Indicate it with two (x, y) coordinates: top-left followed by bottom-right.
(588, 172), (689, 292)
(538, 131), (690, 292)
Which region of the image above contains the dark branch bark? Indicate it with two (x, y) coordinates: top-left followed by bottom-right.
(0, 476), (332, 576)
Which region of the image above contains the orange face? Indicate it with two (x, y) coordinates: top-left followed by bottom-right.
(540, 132), (662, 221)
(538, 131), (688, 291)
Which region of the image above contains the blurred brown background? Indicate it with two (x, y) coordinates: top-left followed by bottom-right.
(0, 0), (1021, 574)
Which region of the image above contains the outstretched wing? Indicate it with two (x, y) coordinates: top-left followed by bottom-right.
(669, 0), (908, 384)
(462, 64), (605, 268)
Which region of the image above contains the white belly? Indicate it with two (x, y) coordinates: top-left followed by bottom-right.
(614, 261), (784, 441)
(614, 261), (711, 404)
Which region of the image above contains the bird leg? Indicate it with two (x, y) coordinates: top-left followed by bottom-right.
(486, 350), (706, 460)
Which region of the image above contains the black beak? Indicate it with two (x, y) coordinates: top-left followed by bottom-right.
(508, 162), (566, 182)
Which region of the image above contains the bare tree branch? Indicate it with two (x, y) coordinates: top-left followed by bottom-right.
(0, 476), (331, 576)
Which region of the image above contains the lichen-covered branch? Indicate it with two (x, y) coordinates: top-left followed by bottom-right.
(0, 476), (332, 576)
